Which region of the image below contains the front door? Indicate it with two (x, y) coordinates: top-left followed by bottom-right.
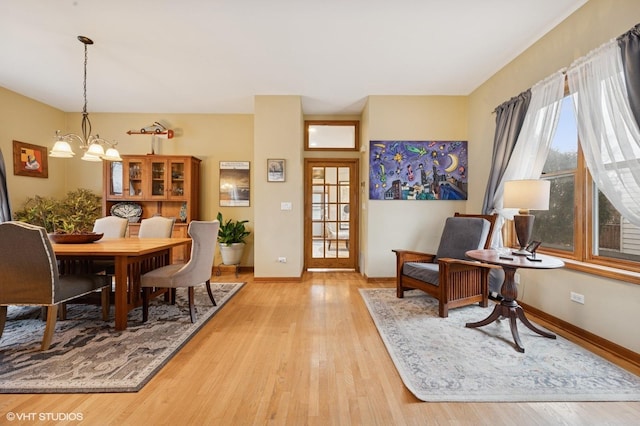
(304, 158), (358, 270)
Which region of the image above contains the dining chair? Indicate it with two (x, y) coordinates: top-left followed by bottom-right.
(0, 221), (110, 350)
(93, 216), (128, 238)
(138, 216), (175, 238)
(140, 220), (219, 323)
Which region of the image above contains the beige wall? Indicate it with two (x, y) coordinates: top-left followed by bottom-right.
(362, 95), (469, 278)
(468, 0), (640, 352)
(253, 96), (304, 277)
(0, 87), (66, 208)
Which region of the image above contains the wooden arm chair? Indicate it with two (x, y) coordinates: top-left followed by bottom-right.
(141, 220), (219, 323)
(393, 214), (501, 318)
(0, 221), (110, 350)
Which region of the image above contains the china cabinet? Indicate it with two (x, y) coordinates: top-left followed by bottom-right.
(103, 155), (201, 262)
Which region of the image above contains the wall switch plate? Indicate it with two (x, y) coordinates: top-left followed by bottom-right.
(280, 202), (292, 211)
(570, 291), (585, 304)
(278, 257), (287, 263)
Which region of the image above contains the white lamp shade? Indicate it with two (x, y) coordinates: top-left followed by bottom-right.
(49, 140), (75, 158)
(86, 143), (105, 156)
(102, 147), (122, 162)
(503, 179), (550, 211)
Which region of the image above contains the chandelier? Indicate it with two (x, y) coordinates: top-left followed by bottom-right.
(49, 36), (122, 162)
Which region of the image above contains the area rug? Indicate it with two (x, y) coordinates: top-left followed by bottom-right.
(360, 288), (640, 402)
(0, 282), (244, 393)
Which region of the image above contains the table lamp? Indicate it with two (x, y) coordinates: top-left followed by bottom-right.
(503, 179), (550, 256)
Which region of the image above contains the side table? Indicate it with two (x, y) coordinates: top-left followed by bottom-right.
(464, 249), (564, 353)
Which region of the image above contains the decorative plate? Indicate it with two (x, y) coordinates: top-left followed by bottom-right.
(110, 202), (142, 219)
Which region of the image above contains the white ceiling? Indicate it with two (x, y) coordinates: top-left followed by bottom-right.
(0, 0), (587, 115)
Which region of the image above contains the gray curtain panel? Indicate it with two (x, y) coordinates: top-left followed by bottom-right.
(0, 149), (11, 222)
(481, 90), (531, 215)
(618, 23), (640, 128)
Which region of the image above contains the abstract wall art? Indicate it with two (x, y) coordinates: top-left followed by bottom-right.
(369, 140), (468, 200)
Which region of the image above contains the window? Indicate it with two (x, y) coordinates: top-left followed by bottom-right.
(531, 95), (640, 275)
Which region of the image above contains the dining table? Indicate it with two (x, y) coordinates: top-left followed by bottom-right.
(53, 237), (191, 330)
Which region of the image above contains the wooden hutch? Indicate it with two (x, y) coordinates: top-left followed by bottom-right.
(102, 154), (201, 262)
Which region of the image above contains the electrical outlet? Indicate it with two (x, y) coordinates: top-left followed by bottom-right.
(514, 273), (520, 284)
(570, 291), (585, 304)
(278, 257), (287, 263)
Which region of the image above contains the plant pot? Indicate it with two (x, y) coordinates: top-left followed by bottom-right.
(219, 242), (245, 265)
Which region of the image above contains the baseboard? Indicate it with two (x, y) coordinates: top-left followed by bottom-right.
(520, 301), (640, 370)
(365, 276), (395, 284)
(253, 276), (302, 282)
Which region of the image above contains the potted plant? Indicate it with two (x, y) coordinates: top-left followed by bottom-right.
(13, 188), (102, 242)
(216, 211), (250, 265)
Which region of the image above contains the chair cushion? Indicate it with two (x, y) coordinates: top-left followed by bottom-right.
(55, 274), (110, 304)
(435, 217), (490, 261)
(402, 262), (439, 286)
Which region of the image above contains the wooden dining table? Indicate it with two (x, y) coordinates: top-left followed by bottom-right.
(53, 237), (191, 330)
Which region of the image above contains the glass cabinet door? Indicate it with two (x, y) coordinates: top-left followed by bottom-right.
(168, 159), (187, 199)
(150, 160), (167, 198)
(107, 161), (124, 199)
(125, 159), (144, 199)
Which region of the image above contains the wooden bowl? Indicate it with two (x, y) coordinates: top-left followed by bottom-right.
(48, 232), (104, 244)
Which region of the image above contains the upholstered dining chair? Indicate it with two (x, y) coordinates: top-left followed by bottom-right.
(140, 220), (219, 323)
(138, 216), (175, 238)
(93, 216), (128, 238)
(0, 221), (110, 350)
(393, 215), (501, 318)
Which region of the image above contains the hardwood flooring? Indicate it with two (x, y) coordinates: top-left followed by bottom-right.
(1, 271), (639, 425)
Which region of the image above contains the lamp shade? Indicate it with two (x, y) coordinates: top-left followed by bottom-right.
(503, 179), (550, 211)
(49, 140), (75, 158)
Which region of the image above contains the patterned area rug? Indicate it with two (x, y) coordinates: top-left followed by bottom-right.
(360, 288), (640, 402)
(0, 282), (244, 393)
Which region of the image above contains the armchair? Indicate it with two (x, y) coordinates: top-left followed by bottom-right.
(393, 214), (501, 318)
(0, 222), (110, 350)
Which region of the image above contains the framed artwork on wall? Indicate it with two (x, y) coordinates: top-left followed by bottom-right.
(219, 161), (250, 207)
(267, 159), (285, 182)
(369, 140), (468, 200)
(12, 140), (48, 178)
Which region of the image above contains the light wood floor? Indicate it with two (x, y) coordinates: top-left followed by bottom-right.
(1, 271), (639, 425)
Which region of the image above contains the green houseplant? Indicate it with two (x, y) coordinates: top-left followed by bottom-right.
(216, 212), (250, 265)
(14, 188), (102, 235)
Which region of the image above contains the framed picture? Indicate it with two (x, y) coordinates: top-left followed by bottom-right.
(13, 140), (48, 178)
(219, 161), (250, 207)
(267, 159), (285, 182)
(369, 140), (467, 200)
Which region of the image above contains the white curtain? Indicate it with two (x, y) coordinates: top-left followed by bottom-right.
(490, 71), (566, 246)
(567, 39), (640, 227)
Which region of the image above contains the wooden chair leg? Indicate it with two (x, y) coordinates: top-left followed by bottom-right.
(188, 287), (196, 323)
(205, 280), (217, 306)
(58, 303), (67, 320)
(0, 306), (7, 340)
(42, 305), (59, 351)
(101, 287), (110, 321)
(142, 287), (150, 322)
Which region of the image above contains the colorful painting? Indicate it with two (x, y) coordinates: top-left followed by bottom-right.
(12, 140), (48, 178)
(369, 140), (467, 200)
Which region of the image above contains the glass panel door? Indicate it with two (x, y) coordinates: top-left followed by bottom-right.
(305, 159), (358, 270)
